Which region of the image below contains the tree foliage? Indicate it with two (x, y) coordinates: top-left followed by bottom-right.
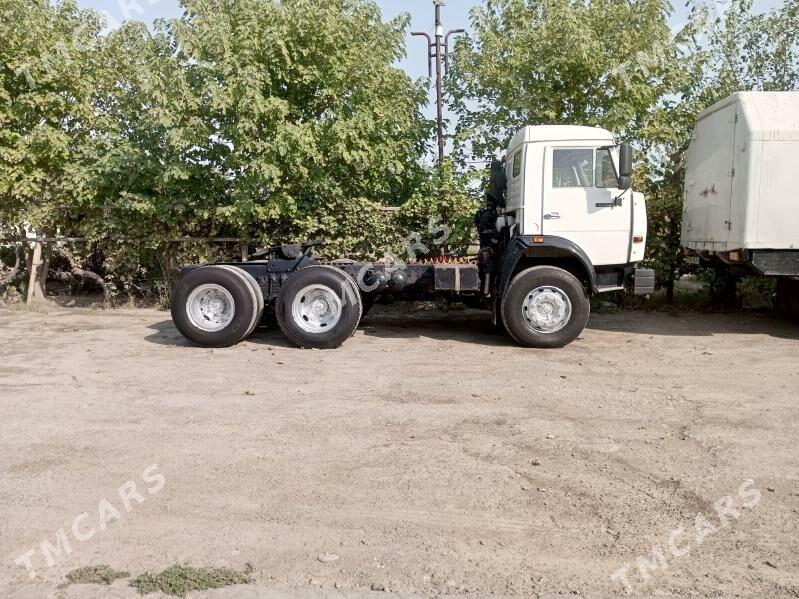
(447, 0), (684, 161)
(1, 0), (434, 296)
(151, 0), (431, 252)
(0, 0), (107, 238)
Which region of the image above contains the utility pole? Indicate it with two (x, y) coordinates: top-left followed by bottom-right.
(412, 1), (464, 165)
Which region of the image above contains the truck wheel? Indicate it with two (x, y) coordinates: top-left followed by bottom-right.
(276, 266), (362, 349)
(501, 266), (590, 348)
(171, 266), (259, 347)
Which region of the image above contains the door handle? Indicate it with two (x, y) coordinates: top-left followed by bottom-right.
(544, 212), (561, 220)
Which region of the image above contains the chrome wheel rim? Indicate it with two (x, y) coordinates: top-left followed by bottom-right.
(186, 284), (235, 332)
(291, 284), (342, 334)
(522, 286), (572, 334)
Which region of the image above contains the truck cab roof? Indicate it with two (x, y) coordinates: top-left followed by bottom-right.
(509, 125), (615, 149)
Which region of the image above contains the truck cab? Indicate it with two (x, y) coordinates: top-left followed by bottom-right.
(475, 126), (652, 347)
(501, 125), (647, 276)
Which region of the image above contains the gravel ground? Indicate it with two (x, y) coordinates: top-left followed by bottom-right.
(0, 303), (798, 599)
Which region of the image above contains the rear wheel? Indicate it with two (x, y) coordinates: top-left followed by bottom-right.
(171, 266), (258, 347)
(501, 266), (590, 348)
(276, 266), (362, 349)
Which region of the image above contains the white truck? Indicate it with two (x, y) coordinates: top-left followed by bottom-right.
(170, 126), (653, 349)
(683, 91), (799, 316)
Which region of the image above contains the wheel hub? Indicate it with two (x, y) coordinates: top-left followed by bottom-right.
(186, 284), (236, 332)
(311, 298), (331, 317)
(522, 286), (572, 334)
(292, 285), (342, 334)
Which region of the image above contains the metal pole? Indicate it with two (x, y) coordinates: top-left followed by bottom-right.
(434, 0), (445, 165)
(412, 2), (463, 166)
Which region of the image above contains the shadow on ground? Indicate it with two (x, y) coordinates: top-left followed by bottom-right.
(144, 319), (298, 348)
(358, 309), (513, 346)
(587, 309), (799, 340)
(144, 307), (799, 347)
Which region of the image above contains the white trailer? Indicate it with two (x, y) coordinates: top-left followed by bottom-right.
(682, 91), (799, 315)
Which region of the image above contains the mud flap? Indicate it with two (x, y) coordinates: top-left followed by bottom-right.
(634, 268), (656, 295)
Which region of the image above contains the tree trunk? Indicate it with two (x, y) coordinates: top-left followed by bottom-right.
(26, 241), (46, 303)
(709, 270), (741, 310)
(666, 263), (676, 303)
(37, 243), (50, 297)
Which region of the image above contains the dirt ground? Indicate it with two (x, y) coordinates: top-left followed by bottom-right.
(1, 303), (798, 599)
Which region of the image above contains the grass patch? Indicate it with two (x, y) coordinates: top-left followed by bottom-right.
(65, 565), (129, 585)
(130, 564), (252, 597)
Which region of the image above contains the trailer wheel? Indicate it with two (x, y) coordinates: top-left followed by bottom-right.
(501, 266), (590, 348)
(171, 266), (259, 347)
(276, 266), (362, 349)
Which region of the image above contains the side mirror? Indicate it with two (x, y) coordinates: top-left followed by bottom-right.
(618, 142), (633, 190)
(487, 160), (507, 207)
(491, 160), (507, 193)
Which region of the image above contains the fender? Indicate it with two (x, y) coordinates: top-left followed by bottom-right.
(498, 235), (598, 296)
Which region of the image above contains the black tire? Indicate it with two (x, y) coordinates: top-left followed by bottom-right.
(171, 266), (258, 347)
(276, 266), (363, 349)
(776, 278), (799, 321)
(501, 266), (590, 348)
(218, 265), (265, 337)
(709, 270), (741, 310)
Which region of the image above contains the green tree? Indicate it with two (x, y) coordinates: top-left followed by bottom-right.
(0, 0), (105, 238)
(155, 0), (432, 256)
(448, 0), (683, 163)
(398, 160), (481, 256)
(1, 0), (435, 298)
(81, 0), (433, 265)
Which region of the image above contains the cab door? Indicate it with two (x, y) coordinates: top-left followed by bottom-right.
(542, 146), (631, 266)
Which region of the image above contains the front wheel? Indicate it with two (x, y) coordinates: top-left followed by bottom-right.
(501, 266), (590, 348)
(276, 266), (363, 349)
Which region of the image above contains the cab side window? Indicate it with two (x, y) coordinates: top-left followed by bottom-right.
(553, 149), (593, 187)
(512, 151), (522, 178)
(595, 148), (618, 188)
